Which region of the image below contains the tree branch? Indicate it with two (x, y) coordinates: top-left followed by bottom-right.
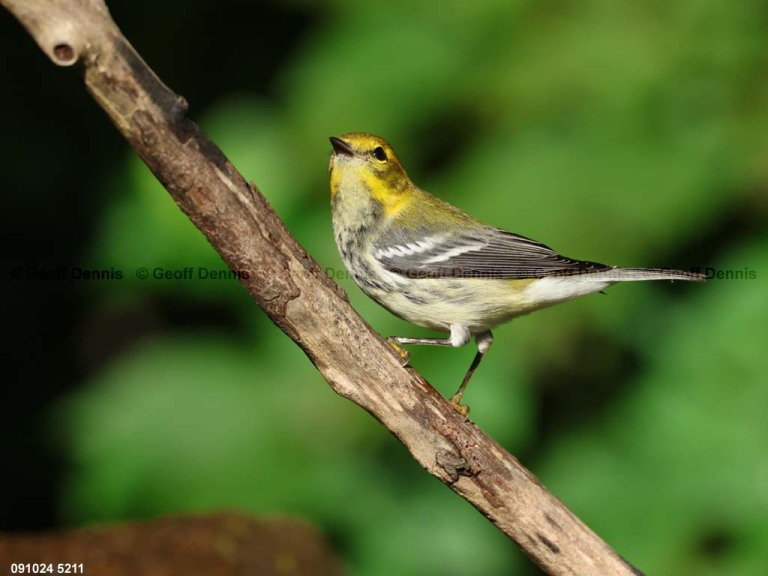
(2, 1), (643, 574)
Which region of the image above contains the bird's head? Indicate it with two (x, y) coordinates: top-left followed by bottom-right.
(328, 133), (414, 213)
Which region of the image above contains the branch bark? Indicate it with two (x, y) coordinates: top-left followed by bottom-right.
(2, 2), (643, 575)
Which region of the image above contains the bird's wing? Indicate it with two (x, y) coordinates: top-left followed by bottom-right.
(374, 228), (610, 279)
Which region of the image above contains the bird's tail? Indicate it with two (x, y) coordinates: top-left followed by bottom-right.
(589, 267), (706, 282)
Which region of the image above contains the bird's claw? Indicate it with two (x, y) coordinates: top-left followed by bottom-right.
(449, 394), (470, 419)
(386, 337), (411, 366)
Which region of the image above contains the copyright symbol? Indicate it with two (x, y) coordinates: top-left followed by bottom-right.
(136, 267), (149, 280)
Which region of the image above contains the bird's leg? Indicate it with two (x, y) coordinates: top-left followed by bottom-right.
(386, 336), (454, 366)
(388, 325), (471, 366)
(389, 326), (484, 416)
(449, 331), (493, 417)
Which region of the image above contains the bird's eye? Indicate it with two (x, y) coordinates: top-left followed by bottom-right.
(372, 146), (388, 162)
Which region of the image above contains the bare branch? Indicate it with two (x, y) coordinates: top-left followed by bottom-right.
(1, 1), (644, 574)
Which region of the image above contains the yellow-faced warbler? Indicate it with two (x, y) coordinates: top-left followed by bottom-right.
(328, 132), (704, 415)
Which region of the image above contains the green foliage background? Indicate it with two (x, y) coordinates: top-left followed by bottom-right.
(3, 1), (767, 575)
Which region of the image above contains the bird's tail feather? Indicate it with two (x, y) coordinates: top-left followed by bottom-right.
(590, 267), (706, 282)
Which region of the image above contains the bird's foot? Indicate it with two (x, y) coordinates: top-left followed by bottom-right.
(386, 337), (411, 366)
(449, 394), (470, 419)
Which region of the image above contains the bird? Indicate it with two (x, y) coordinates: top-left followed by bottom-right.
(328, 132), (705, 415)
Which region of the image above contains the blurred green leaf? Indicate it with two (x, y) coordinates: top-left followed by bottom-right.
(539, 238), (768, 575)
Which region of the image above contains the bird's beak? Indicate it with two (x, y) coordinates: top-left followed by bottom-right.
(329, 136), (354, 157)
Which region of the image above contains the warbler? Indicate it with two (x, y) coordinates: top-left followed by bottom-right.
(328, 132), (704, 415)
